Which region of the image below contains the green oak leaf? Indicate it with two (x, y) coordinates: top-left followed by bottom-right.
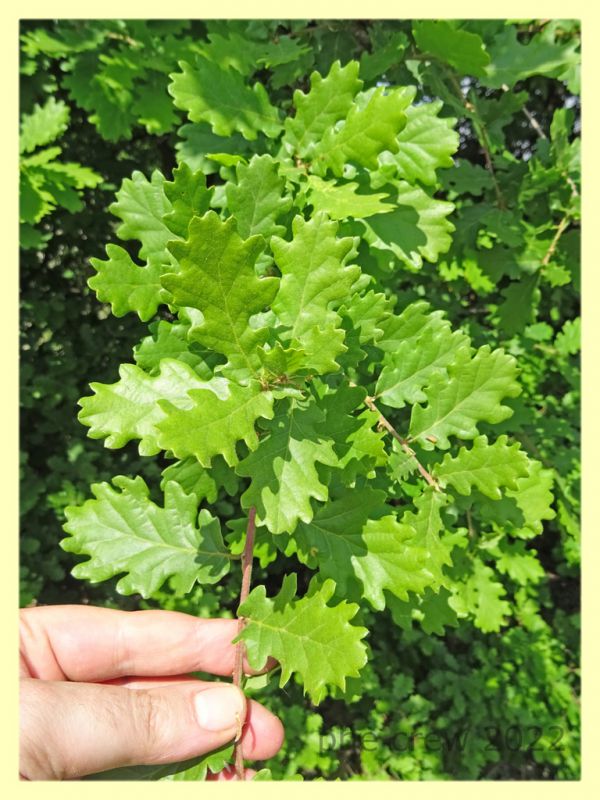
(341, 289), (396, 345)
(61, 476), (232, 598)
(284, 60), (362, 161)
(176, 122), (251, 174)
(163, 162), (212, 238)
(389, 440), (419, 482)
(133, 320), (212, 377)
(377, 300), (448, 353)
(413, 21), (490, 77)
(418, 586), (459, 635)
(271, 212), (360, 372)
(409, 345), (521, 449)
(293, 486), (434, 610)
(495, 541), (545, 585)
(156, 380), (274, 467)
(483, 25), (580, 89)
(62, 51), (135, 141)
(199, 30), (310, 74)
(20, 97), (70, 153)
(376, 322), (470, 409)
(359, 31), (408, 81)
(169, 56), (282, 141)
(162, 212), (279, 380)
(236, 397), (338, 535)
(313, 86), (410, 177)
(225, 154), (292, 239)
(236, 573), (368, 703)
(362, 180), (455, 269)
(450, 560), (510, 633)
(88, 244), (169, 322)
(78, 359), (228, 457)
(434, 435), (531, 500)
(161, 455), (238, 506)
(555, 318), (580, 357)
(109, 170), (173, 261)
(306, 175), (395, 220)
(20, 169), (54, 223)
(379, 99), (459, 186)
(132, 75), (179, 136)
(400, 488), (452, 587)
(506, 460), (556, 537)
(440, 159), (494, 196)
(256, 342), (308, 381)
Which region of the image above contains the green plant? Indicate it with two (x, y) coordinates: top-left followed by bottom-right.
(20, 18), (580, 780)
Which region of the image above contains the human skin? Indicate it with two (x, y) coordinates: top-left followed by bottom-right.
(19, 605), (284, 780)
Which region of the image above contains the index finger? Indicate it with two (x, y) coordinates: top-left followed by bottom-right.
(19, 605), (270, 682)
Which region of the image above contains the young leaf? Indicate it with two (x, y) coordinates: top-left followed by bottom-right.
(61, 477), (232, 598)
(20, 97), (70, 153)
(313, 86), (410, 177)
(284, 60), (362, 161)
(376, 323), (470, 409)
(409, 345), (521, 449)
(169, 56), (282, 140)
(434, 435), (531, 500)
(88, 244), (169, 321)
(379, 99), (459, 186)
(236, 397), (338, 535)
(306, 175), (395, 220)
(412, 21), (490, 77)
(162, 162), (212, 238)
(505, 461), (556, 537)
(271, 212), (360, 371)
(450, 561), (510, 633)
(133, 320), (211, 376)
(225, 154), (292, 239)
(236, 573), (368, 703)
(156, 380), (275, 468)
(78, 359), (228, 456)
(293, 486), (434, 610)
(400, 488), (452, 586)
(362, 180), (455, 268)
(162, 212), (279, 380)
(109, 170), (173, 261)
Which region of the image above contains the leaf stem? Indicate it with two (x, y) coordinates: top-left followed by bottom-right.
(363, 394), (441, 491)
(541, 212), (572, 268)
(232, 505), (257, 780)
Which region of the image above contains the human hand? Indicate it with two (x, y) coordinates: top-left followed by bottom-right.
(19, 605), (284, 780)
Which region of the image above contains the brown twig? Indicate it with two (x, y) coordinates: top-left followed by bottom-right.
(363, 394), (441, 491)
(541, 212), (572, 268)
(232, 506), (257, 780)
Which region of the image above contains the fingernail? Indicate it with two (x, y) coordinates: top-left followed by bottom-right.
(194, 686), (246, 733)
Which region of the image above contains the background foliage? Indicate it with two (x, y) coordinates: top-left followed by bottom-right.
(20, 18), (580, 780)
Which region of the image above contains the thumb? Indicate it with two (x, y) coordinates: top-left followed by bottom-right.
(20, 677), (246, 780)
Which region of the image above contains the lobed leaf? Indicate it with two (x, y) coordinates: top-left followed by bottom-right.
(169, 56), (282, 141)
(236, 573), (368, 703)
(62, 476), (232, 598)
(236, 397), (338, 535)
(78, 359), (227, 456)
(409, 345), (521, 449)
(434, 435), (531, 500)
(163, 212), (279, 381)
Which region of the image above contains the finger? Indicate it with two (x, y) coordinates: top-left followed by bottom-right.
(20, 677), (246, 781)
(20, 605), (274, 681)
(102, 677), (285, 760)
